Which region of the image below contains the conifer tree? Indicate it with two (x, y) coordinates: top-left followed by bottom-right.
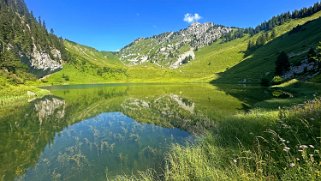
(275, 51), (290, 75)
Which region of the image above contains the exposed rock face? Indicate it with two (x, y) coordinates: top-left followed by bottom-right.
(181, 22), (231, 47)
(30, 44), (63, 72)
(282, 59), (319, 80)
(0, 0), (65, 77)
(119, 22), (232, 68)
(171, 49), (195, 69)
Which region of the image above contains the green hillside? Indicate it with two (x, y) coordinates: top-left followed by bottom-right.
(213, 12), (321, 84)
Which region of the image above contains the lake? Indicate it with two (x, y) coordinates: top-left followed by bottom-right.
(0, 83), (320, 180)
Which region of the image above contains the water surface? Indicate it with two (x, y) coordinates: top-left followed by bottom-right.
(1, 83), (320, 180)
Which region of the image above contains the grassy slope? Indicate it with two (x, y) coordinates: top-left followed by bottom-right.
(212, 12), (321, 84)
(43, 41), (207, 84)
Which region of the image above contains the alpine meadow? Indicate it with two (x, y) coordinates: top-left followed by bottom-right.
(0, 0), (321, 180)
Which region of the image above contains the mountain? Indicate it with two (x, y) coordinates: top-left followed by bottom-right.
(47, 6), (321, 85)
(0, 0), (67, 83)
(1, 0), (321, 87)
(119, 22), (232, 68)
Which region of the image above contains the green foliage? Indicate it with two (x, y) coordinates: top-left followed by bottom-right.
(316, 41), (321, 65)
(307, 48), (317, 63)
(0, 0), (69, 83)
(272, 75), (284, 85)
(275, 51), (290, 75)
(248, 1), (321, 35)
(216, 11), (321, 84)
(247, 30), (279, 51)
(61, 74), (69, 81)
(0, 84), (50, 107)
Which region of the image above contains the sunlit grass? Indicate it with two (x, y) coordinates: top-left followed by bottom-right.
(0, 84), (50, 108)
(119, 97), (321, 180)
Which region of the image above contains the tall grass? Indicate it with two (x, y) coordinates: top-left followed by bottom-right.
(118, 98), (321, 180)
(0, 84), (50, 107)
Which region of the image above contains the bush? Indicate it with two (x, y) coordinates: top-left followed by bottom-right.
(62, 74), (70, 81)
(271, 76), (284, 85)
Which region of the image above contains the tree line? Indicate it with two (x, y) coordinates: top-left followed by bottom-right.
(223, 1), (321, 42)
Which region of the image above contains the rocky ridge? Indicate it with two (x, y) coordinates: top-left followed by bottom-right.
(119, 22), (232, 68)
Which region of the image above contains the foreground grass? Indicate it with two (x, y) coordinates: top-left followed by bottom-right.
(118, 98), (321, 180)
(0, 84), (50, 109)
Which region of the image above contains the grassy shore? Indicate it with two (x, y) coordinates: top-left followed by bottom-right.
(117, 97), (321, 180)
(0, 84), (50, 108)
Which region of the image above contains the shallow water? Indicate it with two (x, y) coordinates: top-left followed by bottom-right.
(20, 112), (192, 180)
(0, 83), (320, 180)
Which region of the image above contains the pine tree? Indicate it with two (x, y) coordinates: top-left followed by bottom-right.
(275, 51), (290, 75)
(307, 48), (317, 63)
(38, 16), (41, 24)
(316, 42), (321, 64)
(247, 40), (255, 50)
(270, 29), (277, 39)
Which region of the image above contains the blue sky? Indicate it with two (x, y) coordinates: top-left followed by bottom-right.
(25, 0), (319, 51)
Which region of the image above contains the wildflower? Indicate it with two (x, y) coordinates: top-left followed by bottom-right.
(309, 145), (314, 149)
(298, 149), (303, 152)
(283, 147), (290, 152)
(286, 141), (290, 144)
(280, 138), (286, 143)
(299, 145), (308, 149)
(296, 158), (300, 161)
(233, 159), (237, 163)
(289, 163), (295, 167)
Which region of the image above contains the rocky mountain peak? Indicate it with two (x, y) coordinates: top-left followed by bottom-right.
(119, 22), (232, 68)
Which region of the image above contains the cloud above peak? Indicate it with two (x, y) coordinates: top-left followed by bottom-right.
(184, 13), (202, 24)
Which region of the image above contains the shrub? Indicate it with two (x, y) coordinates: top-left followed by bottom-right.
(62, 74), (70, 81)
(271, 76), (284, 85)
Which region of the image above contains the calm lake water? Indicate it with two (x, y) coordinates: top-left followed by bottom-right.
(0, 83), (320, 180)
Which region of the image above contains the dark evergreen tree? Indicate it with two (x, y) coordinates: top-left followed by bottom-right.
(270, 29), (277, 39)
(307, 48), (317, 63)
(275, 51), (291, 75)
(316, 42), (321, 65)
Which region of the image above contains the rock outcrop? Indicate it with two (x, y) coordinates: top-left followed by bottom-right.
(29, 44), (63, 72)
(282, 59), (320, 80)
(0, 0), (65, 78)
(119, 22), (232, 68)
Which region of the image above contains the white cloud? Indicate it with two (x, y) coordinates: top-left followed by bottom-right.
(184, 13), (202, 24)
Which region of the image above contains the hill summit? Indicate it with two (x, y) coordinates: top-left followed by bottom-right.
(119, 22), (232, 68)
